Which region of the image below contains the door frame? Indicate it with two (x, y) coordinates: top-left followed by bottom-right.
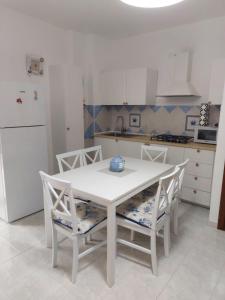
(218, 164), (225, 230)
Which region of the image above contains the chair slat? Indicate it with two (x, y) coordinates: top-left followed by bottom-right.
(141, 144), (168, 163)
(56, 150), (83, 173)
(82, 145), (103, 165)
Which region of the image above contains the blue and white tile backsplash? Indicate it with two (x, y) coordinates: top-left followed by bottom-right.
(84, 104), (220, 142)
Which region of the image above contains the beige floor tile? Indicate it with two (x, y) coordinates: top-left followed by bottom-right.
(5, 272), (62, 300)
(0, 236), (21, 264)
(211, 268), (225, 300)
(157, 284), (211, 300)
(0, 222), (45, 252)
(43, 286), (78, 300)
(0, 203), (224, 300)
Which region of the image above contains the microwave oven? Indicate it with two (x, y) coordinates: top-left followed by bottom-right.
(194, 126), (218, 145)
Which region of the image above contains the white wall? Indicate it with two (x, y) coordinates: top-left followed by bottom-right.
(210, 84), (225, 224)
(0, 6), (92, 172)
(93, 17), (225, 104)
(0, 7), (70, 82)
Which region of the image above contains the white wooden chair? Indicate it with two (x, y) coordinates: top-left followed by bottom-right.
(140, 144), (168, 197)
(39, 171), (107, 283)
(81, 145), (103, 166)
(57, 146), (104, 243)
(130, 144), (169, 241)
(141, 144), (168, 163)
(116, 167), (180, 275)
(140, 144), (168, 200)
(56, 149), (83, 173)
(56, 149), (90, 204)
(171, 159), (189, 235)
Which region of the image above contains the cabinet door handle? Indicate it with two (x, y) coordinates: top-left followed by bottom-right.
(196, 163), (199, 167)
(193, 190), (197, 194)
(194, 177), (198, 181)
(66, 127), (70, 131)
(197, 149), (201, 153)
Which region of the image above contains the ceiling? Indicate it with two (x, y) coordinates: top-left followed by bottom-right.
(1, 0), (225, 39)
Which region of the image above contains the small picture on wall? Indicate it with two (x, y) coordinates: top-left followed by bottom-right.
(185, 115), (199, 131)
(26, 55), (44, 76)
(129, 113), (141, 128)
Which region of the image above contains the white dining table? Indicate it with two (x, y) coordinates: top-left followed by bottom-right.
(44, 157), (174, 287)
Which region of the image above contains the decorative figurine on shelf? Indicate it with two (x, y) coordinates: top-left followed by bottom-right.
(110, 156), (125, 172)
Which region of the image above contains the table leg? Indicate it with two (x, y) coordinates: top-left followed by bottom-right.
(43, 185), (52, 248)
(107, 204), (116, 287)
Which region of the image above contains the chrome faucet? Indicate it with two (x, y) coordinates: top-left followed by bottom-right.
(116, 116), (126, 133)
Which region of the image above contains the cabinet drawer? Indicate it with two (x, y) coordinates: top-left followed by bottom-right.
(186, 161), (214, 179)
(183, 174), (212, 193)
(166, 146), (184, 165)
(184, 148), (214, 165)
(181, 187), (211, 207)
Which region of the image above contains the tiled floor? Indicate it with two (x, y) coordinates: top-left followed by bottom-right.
(0, 203), (225, 300)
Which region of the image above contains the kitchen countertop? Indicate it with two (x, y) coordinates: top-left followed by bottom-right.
(95, 133), (217, 152)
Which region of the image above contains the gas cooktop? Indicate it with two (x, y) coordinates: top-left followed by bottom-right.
(151, 134), (193, 144)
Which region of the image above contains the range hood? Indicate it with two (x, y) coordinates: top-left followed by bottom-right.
(157, 81), (199, 97)
(157, 51), (200, 97)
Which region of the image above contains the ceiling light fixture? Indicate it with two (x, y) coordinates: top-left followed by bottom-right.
(120, 0), (185, 8)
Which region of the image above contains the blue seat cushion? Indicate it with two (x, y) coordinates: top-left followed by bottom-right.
(54, 203), (106, 234)
(116, 195), (165, 229)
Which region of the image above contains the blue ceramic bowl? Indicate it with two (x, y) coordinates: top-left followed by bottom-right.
(110, 155), (125, 172)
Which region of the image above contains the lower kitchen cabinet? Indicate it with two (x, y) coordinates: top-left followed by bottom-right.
(184, 148), (215, 164)
(116, 140), (141, 158)
(95, 137), (141, 159)
(152, 144), (184, 165)
(181, 187), (211, 207)
(183, 174), (212, 193)
(186, 161), (214, 179)
(181, 148), (215, 208)
(95, 137), (215, 208)
(95, 138), (118, 158)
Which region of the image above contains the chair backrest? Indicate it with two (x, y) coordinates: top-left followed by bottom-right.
(39, 171), (77, 233)
(141, 144), (168, 163)
(175, 159), (190, 194)
(151, 166), (180, 230)
(56, 150), (83, 173)
(82, 145), (103, 165)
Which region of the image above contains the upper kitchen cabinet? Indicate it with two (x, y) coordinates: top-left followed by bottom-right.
(209, 59), (225, 105)
(99, 67), (157, 105)
(126, 68), (158, 105)
(99, 70), (126, 105)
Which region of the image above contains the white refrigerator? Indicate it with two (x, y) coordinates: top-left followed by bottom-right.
(0, 82), (48, 222)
